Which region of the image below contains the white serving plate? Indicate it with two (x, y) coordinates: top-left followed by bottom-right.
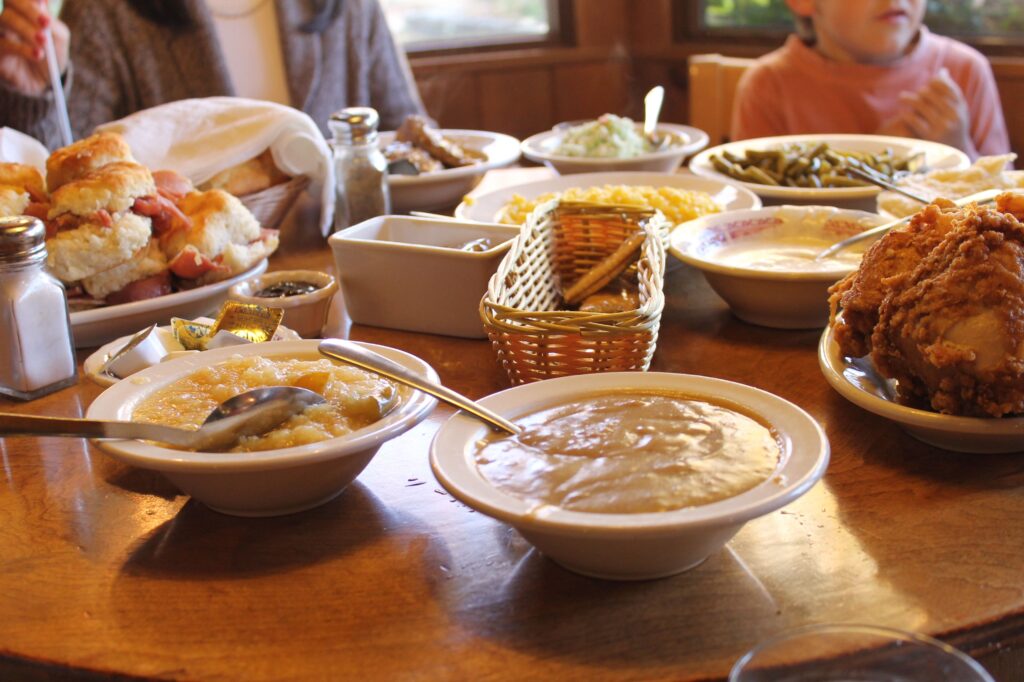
(818, 324), (1024, 453)
(382, 129), (521, 212)
(430, 371), (829, 580)
(521, 123), (709, 175)
(690, 134), (971, 206)
(69, 260), (267, 349)
(454, 171), (762, 225)
(82, 317), (302, 387)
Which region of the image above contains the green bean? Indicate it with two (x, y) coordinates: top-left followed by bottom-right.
(743, 166), (780, 186)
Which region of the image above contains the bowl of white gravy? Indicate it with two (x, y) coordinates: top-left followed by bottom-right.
(429, 371), (829, 580)
(669, 206), (886, 329)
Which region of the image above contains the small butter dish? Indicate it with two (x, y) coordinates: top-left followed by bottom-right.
(229, 270), (338, 339)
(329, 216), (519, 338)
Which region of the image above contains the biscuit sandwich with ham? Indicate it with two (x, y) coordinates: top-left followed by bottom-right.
(45, 160), (157, 284)
(0, 163), (48, 220)
(161, 188), (279, 283)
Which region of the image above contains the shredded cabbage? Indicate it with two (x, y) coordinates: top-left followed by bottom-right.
(554, 114), (650, 159)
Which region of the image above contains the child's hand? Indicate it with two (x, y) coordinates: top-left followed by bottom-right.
(878, 69), (974, 156)
(0, 0), (69, 96)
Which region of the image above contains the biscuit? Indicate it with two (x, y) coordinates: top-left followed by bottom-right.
(163, 188), (261, 260)
(81, 238), (167, 299)
(46, 131), (135, 192)
(208, 230), (280, 283)
(0, 185), (30, 217)
(49, 161), (156, 217)
(563, 232), (645, 304)
(46, 212), (152, 282)
(0, 163), (46, 201)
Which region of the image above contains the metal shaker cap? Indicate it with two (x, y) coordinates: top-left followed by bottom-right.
(0, 216), (46, 263)
(329, 107), (380, 145)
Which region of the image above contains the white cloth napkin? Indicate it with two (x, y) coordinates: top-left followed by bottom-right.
(0, 126), (50, 171)
(97, 97), (336, 236)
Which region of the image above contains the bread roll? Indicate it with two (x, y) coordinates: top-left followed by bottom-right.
(0, 185), (30, 217)
(0, 163), (46, 201)
(81, 238), (168, 299)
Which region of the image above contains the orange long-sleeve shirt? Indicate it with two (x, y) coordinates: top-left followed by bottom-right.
(731, 27), (1010, 159)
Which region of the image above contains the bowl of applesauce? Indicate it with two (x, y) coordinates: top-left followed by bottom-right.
(430, 372), (829, 580)
(86, 340), (438, 516)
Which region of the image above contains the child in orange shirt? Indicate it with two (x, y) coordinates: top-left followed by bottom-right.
(731, 0), (1011, 159)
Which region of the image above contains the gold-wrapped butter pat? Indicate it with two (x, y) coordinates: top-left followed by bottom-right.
(171, 318), (212, 351)
(209, 301), (283, 344)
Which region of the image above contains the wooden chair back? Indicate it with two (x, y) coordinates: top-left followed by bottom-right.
(687, 54), (756, 146)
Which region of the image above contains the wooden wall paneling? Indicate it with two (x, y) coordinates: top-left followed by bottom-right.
(478, 68), (555, 139)
(992, 59), (1024, 159)
(416, 71), (480, 129)
(572, 0), (630, 47)
(552, 60), (629, 123)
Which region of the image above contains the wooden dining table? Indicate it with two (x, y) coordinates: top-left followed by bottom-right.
(2, 168), (1024, 681)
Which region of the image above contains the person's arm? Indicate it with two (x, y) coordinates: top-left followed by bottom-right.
(955, 53), (1011, 158)
(0, 0), (130, 149)
(730, 65), (788, 141)
(0, 0), (71, 148)
(361, 0), (426, 130)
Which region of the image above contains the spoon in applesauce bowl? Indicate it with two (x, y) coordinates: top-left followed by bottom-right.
(0, 386), (325, 452)
(318, 339), (520, 435)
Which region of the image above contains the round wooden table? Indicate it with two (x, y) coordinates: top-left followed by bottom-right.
(2, 215), (1023, 681)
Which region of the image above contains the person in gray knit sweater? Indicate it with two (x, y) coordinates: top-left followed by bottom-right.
(0, 0), (426, 149)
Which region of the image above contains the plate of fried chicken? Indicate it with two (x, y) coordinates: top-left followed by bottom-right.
(821, 191), (1024, 453)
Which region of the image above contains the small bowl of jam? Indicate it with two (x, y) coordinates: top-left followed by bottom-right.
(229, 270), (338, 338)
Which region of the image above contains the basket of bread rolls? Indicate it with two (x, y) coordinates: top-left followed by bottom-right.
(481, 199), (668, 385)
(0, 131), (279, 308)
(200, 149), (310, 232)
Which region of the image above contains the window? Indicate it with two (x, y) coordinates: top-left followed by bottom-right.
(676, 0), (1024, 50)
(379, 0), (562, 53)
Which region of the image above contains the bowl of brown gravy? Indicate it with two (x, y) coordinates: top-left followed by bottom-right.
(430, 372), (829, 580)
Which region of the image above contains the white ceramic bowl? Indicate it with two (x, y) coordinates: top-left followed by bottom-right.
(521, 123), (709, 175)
(229, 270), (338, 339)
(86, 340), (438, 516)
(455, 171), (762, 226)
(689, 134), (970, 211)
(382, 129), (521, 212)
(330, 216), (519, 338)
(818, 324), (1024, 454)
(430, 371), (829, 581)
(670, 206), (885, 329)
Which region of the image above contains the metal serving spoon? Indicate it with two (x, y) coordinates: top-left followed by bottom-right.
(845, 165), (931, 204)
(643, 85), (668, 150)
(814, 188), (1003, 262)
(318, 339), (520, 435)
(0, 386), (325, 452)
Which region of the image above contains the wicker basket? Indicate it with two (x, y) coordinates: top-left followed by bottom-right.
(240, 174), (311, 231)
(481, 199), (668, 385)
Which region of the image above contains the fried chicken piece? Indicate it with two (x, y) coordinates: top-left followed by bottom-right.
(870, 199), (1024, 416)
(829, 198), (961, 357)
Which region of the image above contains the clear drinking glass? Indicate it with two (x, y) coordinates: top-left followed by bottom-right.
(730, 624), (995, 682)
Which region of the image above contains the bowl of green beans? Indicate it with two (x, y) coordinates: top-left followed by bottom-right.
(689, 134), (969, 209)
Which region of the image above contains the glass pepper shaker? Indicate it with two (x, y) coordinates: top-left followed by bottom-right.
(329, 106), (391, 232)
(0, 216), (77, 400)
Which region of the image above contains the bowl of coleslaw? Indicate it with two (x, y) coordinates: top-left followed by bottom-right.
(521, 115), (709, 175)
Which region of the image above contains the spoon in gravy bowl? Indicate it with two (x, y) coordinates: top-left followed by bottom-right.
(0, 386), (325, 451)
(318, 338), (520, 435)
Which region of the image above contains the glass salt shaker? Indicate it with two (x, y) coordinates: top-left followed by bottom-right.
(329, 106), (391, 232)
(0, 216), (77, 400)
